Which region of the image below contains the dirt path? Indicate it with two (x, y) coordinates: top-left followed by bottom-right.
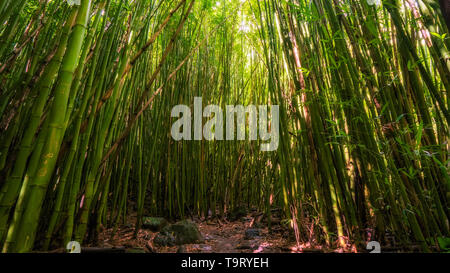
(94, 215), (301, 253)
(182, 220), (293, 253)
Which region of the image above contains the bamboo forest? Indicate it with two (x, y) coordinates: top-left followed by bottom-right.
(0, 0), (449, 255)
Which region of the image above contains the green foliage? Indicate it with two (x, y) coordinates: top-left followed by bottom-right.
(437, 237), (450, 253)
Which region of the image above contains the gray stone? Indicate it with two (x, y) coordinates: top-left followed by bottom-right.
(245, 228), (261, 239)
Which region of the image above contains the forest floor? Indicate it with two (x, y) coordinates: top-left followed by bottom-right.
(90, 210), (353, 253)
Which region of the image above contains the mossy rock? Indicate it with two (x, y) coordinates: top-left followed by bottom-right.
(167, 220), (204, 245)
(154, 220), (203, 246)
(142, 217), (168, 232)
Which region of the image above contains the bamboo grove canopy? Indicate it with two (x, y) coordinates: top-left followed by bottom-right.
(0, 0), (449, 253)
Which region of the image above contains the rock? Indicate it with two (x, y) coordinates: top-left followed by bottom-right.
(142, 217), (168, 232)
(245, 228), (261, 239)
(154, 220), (203, 246)
(168, 220), (204, 245)
(228, 206), (247, 221)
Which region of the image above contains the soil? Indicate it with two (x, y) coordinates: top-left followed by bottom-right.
(90, 212), (343, 253)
